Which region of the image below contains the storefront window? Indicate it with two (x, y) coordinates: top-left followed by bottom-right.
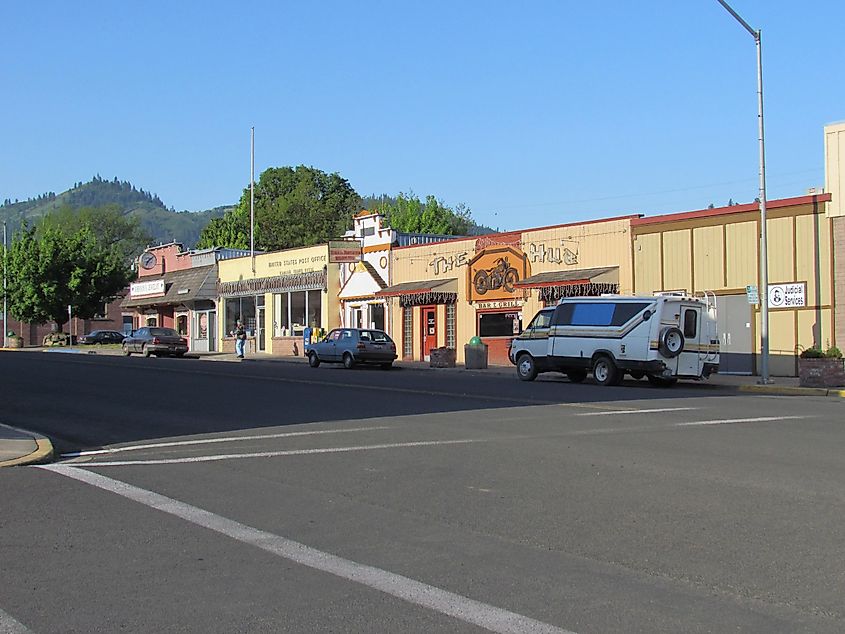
(370, 303), (385, 331)
(403, 307), (413, 358)
(226, 297), (256, 336)
(273, 290), (322, 336)
(290, 292), (306, 335)
(176, 315), (188, 336)
(478, 312), (522, 338)
(445, 304), (456, 349)
(307, 290), (322, 328)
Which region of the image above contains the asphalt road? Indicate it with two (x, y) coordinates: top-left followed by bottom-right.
(1, 352), (844, 633)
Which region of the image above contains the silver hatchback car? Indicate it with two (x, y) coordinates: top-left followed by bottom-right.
(307, 328), (397, 369)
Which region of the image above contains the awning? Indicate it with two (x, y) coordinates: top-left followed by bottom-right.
(514, 266), (619, 301)
(122, 265), (217, 309)
(375, 278), (458, 306)
(514, 266), (618, 288)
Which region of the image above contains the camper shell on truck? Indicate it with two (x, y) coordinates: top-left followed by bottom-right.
(508, 293), (719, 386)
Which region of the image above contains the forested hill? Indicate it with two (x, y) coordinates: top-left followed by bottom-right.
(1, 176), (231, 247)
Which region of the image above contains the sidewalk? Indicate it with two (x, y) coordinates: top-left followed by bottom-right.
(1, 346), (842, 467)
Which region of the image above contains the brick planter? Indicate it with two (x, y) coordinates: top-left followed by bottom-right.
(798, 358), (845, 388)
(429, 347), (457, 368)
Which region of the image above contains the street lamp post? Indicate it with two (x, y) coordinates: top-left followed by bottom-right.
(715, 0), (771, 384)
(3, 220), (7, 349)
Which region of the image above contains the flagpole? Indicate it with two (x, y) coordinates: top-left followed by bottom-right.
(250, 126), (255, 274)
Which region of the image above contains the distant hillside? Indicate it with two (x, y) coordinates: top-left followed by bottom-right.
(1, 176), (231, 247)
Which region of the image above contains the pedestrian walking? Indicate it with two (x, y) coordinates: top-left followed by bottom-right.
(234, 320), (247, 359)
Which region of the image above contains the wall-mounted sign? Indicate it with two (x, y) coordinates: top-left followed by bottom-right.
(467, 245), (531, 302)
(745, 284), (759, 305)
(130, 279), (165, 298)
(329, 240), (362, 263)
(476, 299), (524, 310)
(768, 282), (806, 309)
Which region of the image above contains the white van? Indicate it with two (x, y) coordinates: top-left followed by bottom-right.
(508, 293), (719, 386)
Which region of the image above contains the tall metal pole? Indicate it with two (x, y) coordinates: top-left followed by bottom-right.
(3, 220), (7, 349)
(715, 0), (770, 383)
(250, 126), (255, 275)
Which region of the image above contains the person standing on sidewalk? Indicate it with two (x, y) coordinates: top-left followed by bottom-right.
(234, 320), (247, 359)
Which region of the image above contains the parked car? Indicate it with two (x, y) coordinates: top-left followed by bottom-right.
(122, 327), (188, 358)
(308, 328), (397, 369)
(79, 330), (126, 345)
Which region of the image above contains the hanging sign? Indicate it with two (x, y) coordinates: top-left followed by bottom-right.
(745, 284), (759, 305)
(329, 240), (362, 263)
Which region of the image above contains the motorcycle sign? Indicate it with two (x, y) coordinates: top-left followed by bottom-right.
(473, 257), (519, 295)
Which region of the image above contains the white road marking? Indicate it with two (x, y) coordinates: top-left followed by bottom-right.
(676, 416), (809, 427)
(576, 407), (698, 416)
(72, 438), (485, 467)
(60, 426), (392, 458)
(39, 465), (574, 634)
(0, 608), (31, 634)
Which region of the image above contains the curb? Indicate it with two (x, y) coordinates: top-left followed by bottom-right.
(0, 424), (54, 468)
(738, 385), (845, 397)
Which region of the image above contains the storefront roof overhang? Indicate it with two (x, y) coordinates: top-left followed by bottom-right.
(376, 278), (458, 306)
(514, 266), (619, 289)
(121, 265), (217, 309)
(376, 278), (457, 298)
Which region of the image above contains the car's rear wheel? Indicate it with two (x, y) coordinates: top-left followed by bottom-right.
(142, 345), (152, 358)
(343, 352), (355, 369)
(122, 344), (131, 357)
(592, 355), (621, 386)
(566, 369), (587, 383)
(516, 354), (538, 381)
(308, 352), (320, 368)
(629, 370), (645, 380)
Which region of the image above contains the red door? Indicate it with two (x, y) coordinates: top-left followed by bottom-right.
(421, 307), (437, 361)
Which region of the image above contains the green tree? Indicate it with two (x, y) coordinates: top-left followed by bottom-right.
(378, 193), (472, 235)
(4, 223), (131, 331)
(197, 165), (361, 251)
(195, 204), (250, 250)
(39, 204), (152, 265)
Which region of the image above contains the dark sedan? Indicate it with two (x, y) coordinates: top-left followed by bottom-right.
(122, 327), (188, 358)
(79, 330), (126, 345)
(308, 328), (397, 369)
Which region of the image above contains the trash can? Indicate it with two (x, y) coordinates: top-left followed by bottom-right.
(464, 339), (488, 370)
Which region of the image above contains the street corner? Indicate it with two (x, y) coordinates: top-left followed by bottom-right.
(0, 423), (54, 468)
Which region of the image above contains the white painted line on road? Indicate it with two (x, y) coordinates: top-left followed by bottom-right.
(39, 464), (574, 634)
(676, 415), (809, 427)
(0, 608), (31, 634)
(576, 407), (698, 417)
(71, 438), (486, 467)
(60, 426), (393, 458)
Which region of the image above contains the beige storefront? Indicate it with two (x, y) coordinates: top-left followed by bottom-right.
(633, 193), (834, 376)
(381, 216), (636, 365)
(217, 245), (341, 355)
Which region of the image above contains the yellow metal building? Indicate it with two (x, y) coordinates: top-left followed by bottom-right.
(633, 194), (834, 376)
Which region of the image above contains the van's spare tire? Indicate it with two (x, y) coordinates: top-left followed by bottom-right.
(658, 327), (685, 358)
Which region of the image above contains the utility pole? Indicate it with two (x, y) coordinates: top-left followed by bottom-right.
(715, 0), (771, 384)
(3, 220), (7, 349)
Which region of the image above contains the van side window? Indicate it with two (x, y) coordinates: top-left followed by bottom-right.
(552, 302), (650, 327)
(528, 310), (552, 330)
(683, 309), (698, 338)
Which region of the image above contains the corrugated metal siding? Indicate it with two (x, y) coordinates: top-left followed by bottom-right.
(726, 221), (757, 288)
(693, 225), (723, 291)
(662, 230), (691, 291)
(633, 233), (661, 293)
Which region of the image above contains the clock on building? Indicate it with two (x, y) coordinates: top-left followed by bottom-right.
(140, 252), (157, 270)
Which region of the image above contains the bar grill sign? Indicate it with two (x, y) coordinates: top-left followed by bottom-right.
(768, 282), (805, 309)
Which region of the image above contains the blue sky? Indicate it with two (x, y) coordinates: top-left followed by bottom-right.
(2, 1), (842, 231)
